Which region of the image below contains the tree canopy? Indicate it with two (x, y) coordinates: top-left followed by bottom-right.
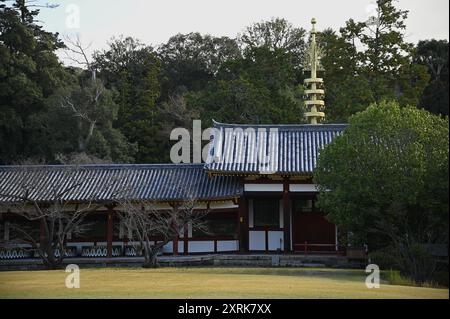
(414, 39), (449, 116)
(0, 0), (447, 164)
(0, 0), (67, 163)
(314, 100), (449, 282)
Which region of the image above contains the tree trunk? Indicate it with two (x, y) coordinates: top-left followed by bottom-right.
(142, 241), (169, 268)
(77, 119), (85, 152)
(40, 241), (65, 269)
(143, 251), (158, 268)
(142, 246), (159, 268)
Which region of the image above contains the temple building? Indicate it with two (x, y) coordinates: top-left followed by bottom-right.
(0, 19), (348, 259)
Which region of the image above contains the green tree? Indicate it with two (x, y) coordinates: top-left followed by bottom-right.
(51, 69), (137, 162)
(239, 17), (306, 76)
(190, 46), (304, 125)
(339, 0), (429, 107)
(93, 37), (162, 163)
(0, 0), (68, 163)
(157, 33), (240, 99)
(414, 39), (449, 116)
(188, 77), (273, 125)
(314, 101), (449, 283)
(190, 19), (307, 126)
(318, 28), (374, 122)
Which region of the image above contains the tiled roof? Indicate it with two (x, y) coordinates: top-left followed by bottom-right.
(204, 121), (347, 175)
(0, 164), (242, 204)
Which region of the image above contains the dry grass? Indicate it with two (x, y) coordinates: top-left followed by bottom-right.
(0, 267), (448, 299)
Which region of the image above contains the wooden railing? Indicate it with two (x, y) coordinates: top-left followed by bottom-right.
(293, 242), (342, 256)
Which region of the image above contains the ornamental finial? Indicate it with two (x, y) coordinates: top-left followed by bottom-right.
(304, 18), (325, 124)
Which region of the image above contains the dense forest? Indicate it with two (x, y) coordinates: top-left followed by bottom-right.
(0, 0), (448, 165)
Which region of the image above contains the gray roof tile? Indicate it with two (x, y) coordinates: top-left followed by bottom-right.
(205, 121), (347, 175)
(0, 164), (242, 203)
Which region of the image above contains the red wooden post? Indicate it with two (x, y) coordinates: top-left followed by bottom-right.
(265, 227), (269, 253)
(106, 210), (113, 258)
(304, 241), (308, 256)
(214, 239), (217, 253)
(236, 207), (240, 252)
(238, 196), (248, 252)
(39, 219), (46, 248)
(171, 218), (178, 256)
(183, 224), (188, 255)
(173, 236), (179, 256)
(283, 181), (291, 253)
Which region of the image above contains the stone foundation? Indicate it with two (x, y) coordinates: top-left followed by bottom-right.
(0, 254), (363, 271)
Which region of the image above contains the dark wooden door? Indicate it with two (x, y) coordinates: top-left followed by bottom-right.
(292, 212), (336, 252)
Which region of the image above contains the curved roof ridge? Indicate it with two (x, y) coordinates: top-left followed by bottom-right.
(0, 163), (206, 170)
(212, 120), (348, 131)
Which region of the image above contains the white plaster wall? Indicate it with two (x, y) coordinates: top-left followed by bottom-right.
(209, 201), (238, 209)
(217, 240), (239, 252)
(268, 231), (284, 251)
(188, 241), (214, 253)
(289, 184), (318, 192)
(249, 230), (265, 250)
(178, 241), (184, 254)
(162, 241), (173, 253)
(244, 184), (283, 192)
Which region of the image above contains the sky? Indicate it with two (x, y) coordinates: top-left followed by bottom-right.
(36, 0), (449, 62)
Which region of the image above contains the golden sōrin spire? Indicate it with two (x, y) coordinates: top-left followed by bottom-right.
(304, 18), (325, 124)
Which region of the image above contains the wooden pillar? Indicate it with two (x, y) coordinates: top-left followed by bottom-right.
(283, 180), (291, 252)
(4, 221), (10, 241)
(265, 227), (269, 253)
(173, 235), (178, 256)
(183, 224), (189, 255)
(171, 219), (178, 256)
(106, 209), (113, 258)
(238, 196), (248, 252)
(39, 219), (46, 247)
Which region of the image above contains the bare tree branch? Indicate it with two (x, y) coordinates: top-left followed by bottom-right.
(0, 166), (100, 268)
(113, 176), (209, 268)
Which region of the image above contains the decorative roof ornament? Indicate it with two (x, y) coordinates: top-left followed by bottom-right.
(304, 18), (325, 124)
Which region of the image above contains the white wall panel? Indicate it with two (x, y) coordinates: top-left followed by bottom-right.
(268, 231), (284, 251)
(244, 184), (283, 192)
(188, 241), (214, 253)
(217, 240), (239, 252)
(249, 230), (266, 250)
(209, 201), (238, 209)
(178, 241), (184, 254)
(289, 184), (318, 192)
(162, 241), (173, 253)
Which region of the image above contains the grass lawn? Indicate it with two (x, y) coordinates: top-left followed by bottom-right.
(0, 267), (448, 299)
